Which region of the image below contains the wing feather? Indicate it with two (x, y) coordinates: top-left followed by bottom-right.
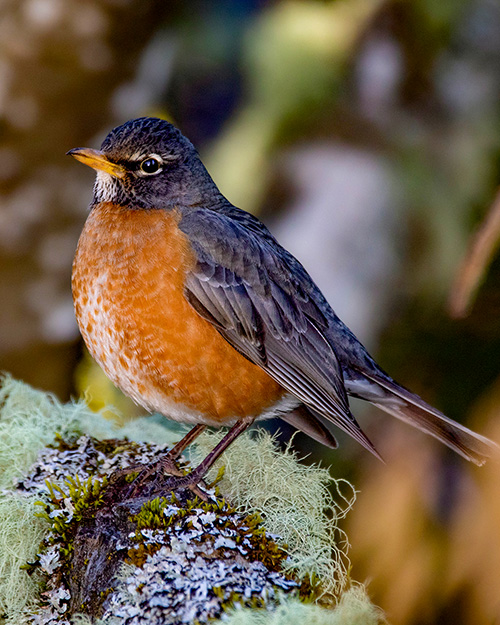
(180, 208), (378, 455)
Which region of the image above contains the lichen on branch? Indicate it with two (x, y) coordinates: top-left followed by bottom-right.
(0, 376), (384, 624)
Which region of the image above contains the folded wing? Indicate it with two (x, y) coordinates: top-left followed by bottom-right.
(179, 208), (378, 456)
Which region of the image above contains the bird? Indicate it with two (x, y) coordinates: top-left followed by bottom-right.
(68, 116), (497, 489)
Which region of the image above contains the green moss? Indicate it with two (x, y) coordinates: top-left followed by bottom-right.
(130, 493), (289, 571)
(31, 473), (109, 581)
(126, 542), (161, 568)
(36, 474), (108, 523)
(132, 496), (169, 530)
(221, 590), (269, 613)
(297, 572), (322, 603)
(235, 511), (288, 573)
(124, 471), (139, 483)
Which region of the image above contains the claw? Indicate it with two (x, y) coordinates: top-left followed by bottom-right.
(125, 452), (185, 498)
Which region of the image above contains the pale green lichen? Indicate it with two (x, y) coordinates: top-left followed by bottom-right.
(190, 429), (356, 600)
(0, 374), (179, 494)
(220, 587), (385, 625)
(0, 375), (179, 624)
(0, 496), (47, 623)
(0, 376), (382, 623)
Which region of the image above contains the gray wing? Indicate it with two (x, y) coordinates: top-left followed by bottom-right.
(179, 208), (378, 455)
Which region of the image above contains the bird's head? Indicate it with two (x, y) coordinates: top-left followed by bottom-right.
(68, 117), (221, 210)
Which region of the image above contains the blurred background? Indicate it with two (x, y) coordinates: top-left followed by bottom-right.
(0, 0), (499, 623)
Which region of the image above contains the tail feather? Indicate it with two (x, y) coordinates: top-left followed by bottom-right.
(280, 405), (339, 450)
(321, 407), (384, 462)
(347, 368), (498, 466)
(283, 403), (384, 461)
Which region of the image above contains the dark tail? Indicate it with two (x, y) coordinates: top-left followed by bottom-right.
(345, 368), (498, 466)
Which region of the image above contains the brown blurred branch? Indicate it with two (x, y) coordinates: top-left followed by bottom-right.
(448, 188), (500, 318)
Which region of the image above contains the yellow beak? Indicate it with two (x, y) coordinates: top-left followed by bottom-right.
(67, 148), (126, 179)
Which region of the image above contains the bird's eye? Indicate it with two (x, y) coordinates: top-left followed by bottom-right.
(140, 157), (162, 175)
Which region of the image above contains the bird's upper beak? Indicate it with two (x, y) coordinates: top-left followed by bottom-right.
(67, 148), (126, 179)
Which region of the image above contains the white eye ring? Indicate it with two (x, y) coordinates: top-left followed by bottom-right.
(139, 157), (162, 175)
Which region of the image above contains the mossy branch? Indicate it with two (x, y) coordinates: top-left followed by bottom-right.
(0, 376), (384, 624)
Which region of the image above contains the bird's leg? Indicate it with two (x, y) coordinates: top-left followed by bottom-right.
(168, 416), (254, 493)
(145, 423), (208, 479)
(166, 423), (207, 461)
(125, 424), (207, 497)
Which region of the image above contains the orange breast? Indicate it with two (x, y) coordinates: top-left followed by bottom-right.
(72, 202), (286, 425)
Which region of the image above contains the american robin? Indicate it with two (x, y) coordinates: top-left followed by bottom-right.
(68, 117), (496, 488)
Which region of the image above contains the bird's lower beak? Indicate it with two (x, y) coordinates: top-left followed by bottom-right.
(67, 148), (126, 179)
